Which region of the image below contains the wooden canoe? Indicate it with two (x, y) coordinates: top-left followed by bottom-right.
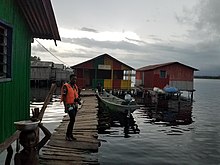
(97, 91), (140, 113)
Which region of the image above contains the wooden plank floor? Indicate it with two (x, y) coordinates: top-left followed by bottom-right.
(40, 94), (100, 165)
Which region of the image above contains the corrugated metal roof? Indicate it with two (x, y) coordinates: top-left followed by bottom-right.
(137, 62), (199, 71)
(17, 0), (61, 44)
(31, 61), (53, 67)
(71, 53), (135, 70)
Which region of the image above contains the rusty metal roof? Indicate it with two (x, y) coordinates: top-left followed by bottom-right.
(137, 62), (199, 71)
(17, 0), (61, 44)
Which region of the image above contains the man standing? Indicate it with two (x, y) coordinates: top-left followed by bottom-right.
(61, 74), (81, 141)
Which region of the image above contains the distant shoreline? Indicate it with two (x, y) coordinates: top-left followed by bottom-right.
(194, 76), (220, 79)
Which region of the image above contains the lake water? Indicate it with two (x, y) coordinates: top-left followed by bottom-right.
(99, 79), (220, 165)
(1, 79), (220, 165)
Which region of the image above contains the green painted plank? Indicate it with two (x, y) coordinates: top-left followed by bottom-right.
(0, 0), (31, 143)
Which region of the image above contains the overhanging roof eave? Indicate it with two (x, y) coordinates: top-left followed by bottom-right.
(17, 0), (61, 42)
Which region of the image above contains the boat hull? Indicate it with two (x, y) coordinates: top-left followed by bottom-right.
(97, 92), (140, 113)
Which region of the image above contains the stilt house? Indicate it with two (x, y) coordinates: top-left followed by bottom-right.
(136, 62), (198, 92)
(0, 0), (60, 152)
(71, 54), (135, 90)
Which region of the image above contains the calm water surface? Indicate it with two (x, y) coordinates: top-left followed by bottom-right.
(0, 79), (220, 165)
(98, 79), (220, 165)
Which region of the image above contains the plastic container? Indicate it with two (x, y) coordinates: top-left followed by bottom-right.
(14, 120), (39, 131)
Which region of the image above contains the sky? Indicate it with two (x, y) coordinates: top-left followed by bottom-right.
(31, 0), (220, 76)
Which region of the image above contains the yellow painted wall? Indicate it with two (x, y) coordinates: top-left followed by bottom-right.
(121, 80), (131, 89)
(104, 79), (112, 89)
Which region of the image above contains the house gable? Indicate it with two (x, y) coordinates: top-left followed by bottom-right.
(72, 53), (134, 70)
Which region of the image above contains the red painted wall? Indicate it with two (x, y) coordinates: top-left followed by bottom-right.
(144, 71), (154, 88)
(76, 78), (84, 89)
(76, 68), (83, 78)
(79, 61), (93, 69)
(152, 74), (169, 89)
(138, 63), (195, 89)
(113, 80), (121, 89)
(136, 71), (142, 80)
(113, 60), (122, 70)
(154, 64), (194, 81)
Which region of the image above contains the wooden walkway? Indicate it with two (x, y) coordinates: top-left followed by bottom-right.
(40, 94), (100, 165)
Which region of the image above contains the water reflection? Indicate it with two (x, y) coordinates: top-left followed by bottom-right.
(30, 87), (65, 133)
(141, 100), (193, 126)
(133, 98), (194, 136)
(97, 102), (140, 138)
(30, 87), (61, 102)
(96, 93), (194, 139)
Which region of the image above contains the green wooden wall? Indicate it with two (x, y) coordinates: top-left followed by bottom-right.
(0, 0), (32, 143)
(92, 79), (104, 89)
(93, 56), (104, 69)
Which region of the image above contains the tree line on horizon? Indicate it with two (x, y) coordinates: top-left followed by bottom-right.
(194, 75), (220, 79)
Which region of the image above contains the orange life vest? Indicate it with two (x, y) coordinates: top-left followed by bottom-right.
(61, 83), (79, 104)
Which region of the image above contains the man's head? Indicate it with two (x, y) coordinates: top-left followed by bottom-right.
(69, 74), (77, 84)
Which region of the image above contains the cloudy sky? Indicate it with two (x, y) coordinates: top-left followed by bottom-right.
(31, 0), (220, 76)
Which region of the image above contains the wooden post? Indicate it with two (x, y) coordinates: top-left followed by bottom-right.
(191, 91), (194, 103)
(178, 93), (181, 112)
(37, 83), (57, 121)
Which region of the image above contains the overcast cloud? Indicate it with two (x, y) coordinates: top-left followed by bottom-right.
(32, 0), (220, 76)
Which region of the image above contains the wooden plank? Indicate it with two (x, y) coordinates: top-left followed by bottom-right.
(42, 151), (83, 159)
(0, 131), (20, 153)
(41, 150), (98, 161)
(40, 159), (99, 165)
(63, 115), (98, 121)
(42, 148), (85, 155)
(40, 154), (83, 161)
(42, 145), (87, 154)
(59, 120), (98, 126)
(56, 125), (97, 131)
(51, 135), (100, 144)
(48, 139), (99, 152)
(52, 132), (97, 139)
(40, 95), (99, 164)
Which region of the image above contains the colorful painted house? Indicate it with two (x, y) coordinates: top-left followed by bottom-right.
(71, 54), (135, 90)
(136, 62), (198, 91)
(0, 0), (60, 151)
